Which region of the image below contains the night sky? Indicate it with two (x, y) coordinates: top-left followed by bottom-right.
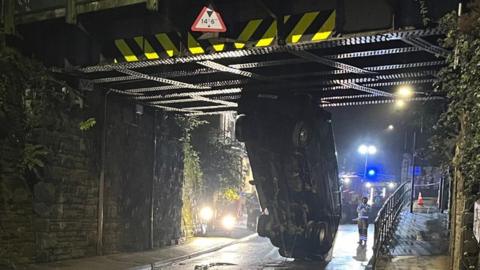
(327, 103), (414, 180)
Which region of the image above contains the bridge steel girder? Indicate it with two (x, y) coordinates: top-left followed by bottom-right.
(89, 47), (427, 84)
(79, 28), (443, 73)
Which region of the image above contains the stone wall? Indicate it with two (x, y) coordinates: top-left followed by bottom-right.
(32, 124), (99, 262)
(102, 96), (184, 253)
(0, 145), (35, 266)
(0, 90), (185, 268)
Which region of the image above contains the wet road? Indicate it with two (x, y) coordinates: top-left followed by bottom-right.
(163, 225), (374, 270)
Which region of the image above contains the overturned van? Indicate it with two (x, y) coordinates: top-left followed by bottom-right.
(235, 93), (341, 260)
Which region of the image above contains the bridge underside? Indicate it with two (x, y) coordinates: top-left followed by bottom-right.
(76, 28), (446, 115)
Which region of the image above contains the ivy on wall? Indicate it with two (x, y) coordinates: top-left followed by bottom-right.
(176, 116), (205, 236)
(0, 47), (81, 187)
(431, 0), (480, 197)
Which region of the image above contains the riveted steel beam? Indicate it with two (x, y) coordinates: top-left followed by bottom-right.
(16, 0), (153, 25)
(132, 88), (243, 101)
(186, 110), (237, 116)
(320, 96), (444, 107)
(114, 68), (209, 90)
(401, 37), (449, 58)
(289, 50), (376, 75)
(151, 99), (196, 105)
(152, 105), (198, 113)
(181, 104), (238, 111)
(89, 47), (440, 85)
(197, 60), (271, 81)
(363, 79), (436, 87)
(91, 58), (442, 88)
(79, 28), (443, 73)
(125, 79), (248, 93)
(322, 94), (376, 100)
(339, 82), (393, 97)
(190, 95), (238, 107)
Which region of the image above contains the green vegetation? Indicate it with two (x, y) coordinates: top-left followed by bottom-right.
(431, 1), (480, 198)
(79, 117), (96, 131)
(177, 116), (205, 236)
(199, 128), (244, 197)
(178, 117), (244, 236)
(0, 47), (81, 185)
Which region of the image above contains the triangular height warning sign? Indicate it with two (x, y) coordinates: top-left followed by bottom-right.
(191, 5), (227, 32)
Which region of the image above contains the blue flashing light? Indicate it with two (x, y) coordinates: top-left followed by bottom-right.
(368, 169), (376, 176)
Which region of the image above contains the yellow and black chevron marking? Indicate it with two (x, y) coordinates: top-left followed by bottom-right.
(111, 9), (335, 62)
(113, 33), (181, 62)
(284, 9), (336, 43)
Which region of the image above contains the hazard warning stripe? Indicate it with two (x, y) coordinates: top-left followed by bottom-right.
(114, 39), (138, 62)
(134, 36), (159, 60)
(155, 33), (179, 57)
(187, 32), (205, 54)
(312, 10), (336, 41)
(234, 19), (262, 49)
(286, 11), (319, 43)
(111, 9), (335, 63)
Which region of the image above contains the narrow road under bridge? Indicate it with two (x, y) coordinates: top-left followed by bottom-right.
(166, 225), (374, 270)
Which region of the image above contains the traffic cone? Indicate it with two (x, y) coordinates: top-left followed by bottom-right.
(417, 192), (424, 206)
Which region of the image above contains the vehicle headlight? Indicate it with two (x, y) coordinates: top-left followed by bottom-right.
(222, 215), (236, 230)
(199, 207), (213, 221)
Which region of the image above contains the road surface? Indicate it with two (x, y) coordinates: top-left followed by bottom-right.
(163, 224), (374, 270)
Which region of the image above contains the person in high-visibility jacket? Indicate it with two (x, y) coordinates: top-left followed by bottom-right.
(356, 197), (370, 246)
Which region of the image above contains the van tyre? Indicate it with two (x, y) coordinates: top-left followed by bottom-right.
(257, 214), (269, 237)
(235, 115), (248, 142)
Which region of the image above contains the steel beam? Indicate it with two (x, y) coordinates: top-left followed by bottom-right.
(80, 28), (443, 73)
(16, 0), (150, 25)
(320, 96), (443, 107)
(339, 82), (394, 97)
(289, 50), (376, 75)
(181, 104), (237, 111)
(401, 37), (449, 58)
(125, 79), (248, 93)
(133, 88), (242, 100)
(186, 110), (237, 116)
(152, 105), (198, 113)
(197, 60), (271, 81)
(119, 69), (436, 95)
(89, 48), (439, 85)
(322, 94), (376, 100)
(114, 68), (209, 90)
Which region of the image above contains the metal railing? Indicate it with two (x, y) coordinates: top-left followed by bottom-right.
(369, 181), (411, 269)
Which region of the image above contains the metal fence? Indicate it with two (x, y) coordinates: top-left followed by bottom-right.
(369, 182), (411, 269)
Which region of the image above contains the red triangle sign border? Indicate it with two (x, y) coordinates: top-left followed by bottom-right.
(191, 6), (227, 33)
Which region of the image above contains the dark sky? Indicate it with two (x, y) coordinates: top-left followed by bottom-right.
(327, 103), (412, 180)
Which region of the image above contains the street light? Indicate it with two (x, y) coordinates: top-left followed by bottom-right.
(358, 144), (377, 180)
(387, 124), (394, 131)
(395, 100), (406, 108)
(396, 85), (414, 98)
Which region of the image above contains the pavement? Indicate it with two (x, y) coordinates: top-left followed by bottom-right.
(375, 197), (450, 270)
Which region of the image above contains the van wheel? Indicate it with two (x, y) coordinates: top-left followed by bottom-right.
(235, 115), (248, 142)
(257, 214), (269, 237)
